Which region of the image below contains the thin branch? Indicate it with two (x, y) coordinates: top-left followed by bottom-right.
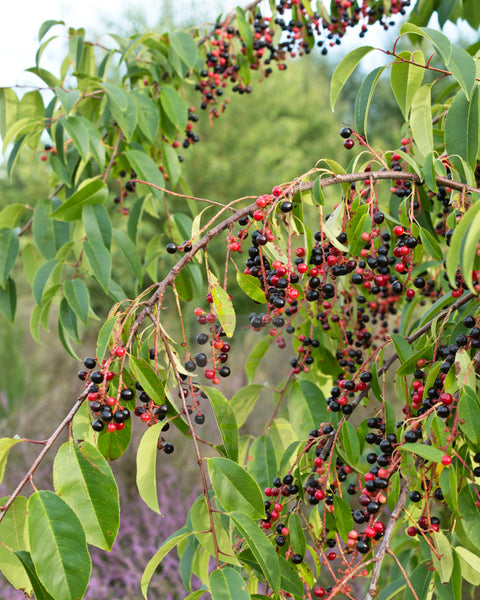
(364, 478), (409, 600)
(0, 389), (88, 522)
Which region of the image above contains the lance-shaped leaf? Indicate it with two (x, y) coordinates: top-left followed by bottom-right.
(445, 86), (479, 169)
(330, 46), (375, 110)
(391, 50), (425, 119)
(136, 422), (163, 515)
(50, 179), (108, 221)
(0, 229), (19, 288)
(53, 441), (120, 550)
(210, 567), (250, 600)
(28, 490), (91, 600)
(63, 279), (89, 325)
(231, 512), (280, 593)
(410, 84), (433, 157)
(211, 285), (235, 337)
(140, 528), (191, 599)
(208, 457), (265, 518)
(0, 496), (31, 594)
(204, 387), (238, 462)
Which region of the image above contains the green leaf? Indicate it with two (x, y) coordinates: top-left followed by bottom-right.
(125, 149), (165, 201)
(445, 87), (479, 168)
(404, 561), (432, 600)
(449, 45), (477, 99)
(422, 151), (437, 192)
(330, 46), (375, 110)
(236, 271), (266, 303)
(278, 555), (304, 598)
(103, 82), (137, 140)
(339, 421), (360, 467)
(458, 386), (480, 444)
(379, 578), (406, 600)
(455, 546), (480, 585)
(390, 51), (425, 119)
(210, 567), (249, 600)
(38, 19), (64, 41)
(161, 141), (181, 186)
(53, 441), (119, 550)
(333, 496), (354, 543)
(447, 199), (480, 287)
(205, 387), (238, 462)
(410, 84), (434, 157)
(235, 7), (254, 57)
(112, 228), (143, 284)
(96, 315), (118, 361)
(431, 530), (453, 583)
(14, 551), (52, 600)
(32, 198), (70, 258)
(440, 457), (458, 511)
(400, 24), (452, 65)
(136, 422), (163, 515)
(391, 333), (413, 362)
(311, 177), (325, 205)
(133, 91), (160, 143)
(208, 457), (265, 518)
(62, 116), (89, 159)
(400, 443), (444, 463)
(55, 87), (80, 116)
(26, 66), (60, 88)
(419, 227), (443, 260)
(32, 259), (58, 305)
(231, 512), (280, 593)
(287, 380), (322, 439)
(97, 416), (131, 461)
(169, 31), (198, 69)
(212, 285), (236, 337)
(83, 240), (111, 294)
(160, 85), (188, 132)
(245, 337), (271, 383)
(230, 384), (263, 428)
(0, 229), (19, 288)
(83, 203), (112, 249)
(28, 490), (91, 600)
(129, 356), (190, 436)
(63, 279), (89, 325)
(288, 512), (306, 557)
(0, 277), (16, 322)
(0, 87), (19, 140)
(0, 495), (31, 593)
(140, 529), (192, 599)
(246, 434), (277, 494)
(59, 297), (80, 344)
(190, 497), (238, 566)
(354, 66), (385, 138)
(51, 179), (108, 221)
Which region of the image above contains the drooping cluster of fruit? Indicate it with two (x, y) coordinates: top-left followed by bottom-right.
(193, 0), (412, 115)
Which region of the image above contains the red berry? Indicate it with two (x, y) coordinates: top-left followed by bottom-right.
(393, 226), (404, 236)
(107, 423), (117, 432)
(140, 412), (150, 422)
(406, 526), (417, 537)
(253, 211), (264, 221)
(344, 138), (354, 149)
(114, 347), (126, 358)
(272, 186), (282, 197)
(313, 587), (325, 597)
(327, 551), (337, 561)
(441, 455), (452, 466)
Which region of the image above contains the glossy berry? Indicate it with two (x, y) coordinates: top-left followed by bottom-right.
(90, 371), (104, 384)
(343, 138), (354, 149)
(92, 419), (104, 432)
(441, 455), (452, 466)
(163, 443), (174, 454)
(340, 126), (352, 139)
(84, 357), (96, 369)
(166, 243), (177, 254)
(291, 554), (303, 564)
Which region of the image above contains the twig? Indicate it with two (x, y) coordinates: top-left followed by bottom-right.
(364, 478), (409, 600)
(0, 388), (88, 522)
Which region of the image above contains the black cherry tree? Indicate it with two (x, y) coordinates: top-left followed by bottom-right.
(1, 1), (480, 599)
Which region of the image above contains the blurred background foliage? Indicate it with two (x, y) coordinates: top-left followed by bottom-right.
(0, 1), (414, 597)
